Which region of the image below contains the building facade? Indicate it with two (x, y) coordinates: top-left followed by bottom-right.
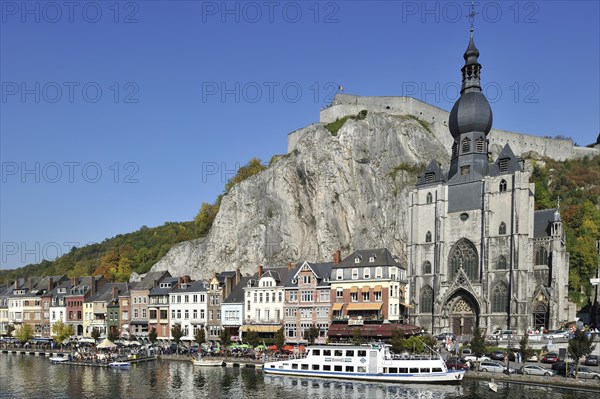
(407, 32), (573, 337)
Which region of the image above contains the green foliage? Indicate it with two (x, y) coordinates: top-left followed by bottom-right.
(244, 330), (260, 347)
(403, 114), (431, 133)
(470, 328), (486, 358)
(389, 329), (405, 353)
(388, 163), (426, 180)
(51, 321), (74, 344)
(171, 324), (184, 345)
(303, 325), (319, 344)
(15, 324), (34, 343)
(568, 329), (596, 377)
(107, 326), (119, 343)
(404, 336), (427, 354)
(148, 327), (158, 344)
(274, 328), (285, 350)
(220, 328), (232, 347)
(351, 328), (365, 345)
(194, 328), (205, 345)
(518, 334), (535, 361)
(91, 328), (101, 341)
(325, 110), (368, 136)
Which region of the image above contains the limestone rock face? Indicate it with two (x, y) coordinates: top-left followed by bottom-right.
(151, 113), (450, 279)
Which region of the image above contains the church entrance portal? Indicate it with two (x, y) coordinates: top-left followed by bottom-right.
(444, 291), (479, 337)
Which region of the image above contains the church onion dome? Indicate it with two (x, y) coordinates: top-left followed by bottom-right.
(448, 35), (493, 139)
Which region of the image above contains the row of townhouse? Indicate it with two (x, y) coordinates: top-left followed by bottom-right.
(0, 248), (418, 343)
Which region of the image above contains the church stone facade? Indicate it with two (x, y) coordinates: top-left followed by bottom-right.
(407, 33), (574, 337)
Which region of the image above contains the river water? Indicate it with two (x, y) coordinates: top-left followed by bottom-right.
(0, 355), (593, 399)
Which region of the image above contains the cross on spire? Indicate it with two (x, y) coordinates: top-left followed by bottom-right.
(468, 1), (477, 34)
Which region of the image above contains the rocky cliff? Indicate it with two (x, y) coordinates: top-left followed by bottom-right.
(150, 112), (450, 279)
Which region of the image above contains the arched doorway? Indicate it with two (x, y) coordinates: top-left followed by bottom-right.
(533, 303), (548, 331)
(443, 290), (480, 337)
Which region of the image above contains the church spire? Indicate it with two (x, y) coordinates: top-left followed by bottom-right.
(461, 2), (482, 94)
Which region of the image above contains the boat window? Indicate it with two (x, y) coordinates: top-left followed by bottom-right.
(313, 349), (320, 356)
(420, 368), (430, 373)
(323, 365), (331, 371)
(409, 368), (419, 374)
(345, 366), (354, 372)
(278, 366), (283, 369)
(312, 364), (320, 370)
(334, 350), (343, 357)
(292, 364), (298, 369)
(358, 367), (366, 373)
(346, 350), (354, 357)
(301, 364), (309, 370)
(389, 367), (398, 373)
(323, 350), (331, 356)
(334, 365), (343, 372)
(399, 368), (408, 373)
(357, 350), (367, 357)
(432, 368), (442, 373)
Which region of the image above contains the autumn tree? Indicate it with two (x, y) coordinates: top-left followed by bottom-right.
(52, 321), (74, 344)
(194, 328), (206, 346)
(15, 324), (34, 343)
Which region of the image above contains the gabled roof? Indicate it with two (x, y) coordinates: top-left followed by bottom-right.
(287, 261), (334, 287)
(534, 208), (558, 238)
(223, 276), (251, 304)
(416, 160), (446, 186)
(132, 271), (171, 290)
(171, 280), (208, 294)
(87, 283), (128, 303)
(149, 277), (179, 296)
(258, 267), (293, 286)
(335, 248), (403, 269)
(489, 144), (523, 176)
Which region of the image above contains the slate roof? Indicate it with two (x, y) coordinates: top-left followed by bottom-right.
(534, 208), (558, 238)
(87, 283), (128, 303)
(223, 276), (252, 304)
(171, 280), (208, 294)
(132, 271), (171, 290)
(335, 248), (404, 269)
(149, 277), (179, 296)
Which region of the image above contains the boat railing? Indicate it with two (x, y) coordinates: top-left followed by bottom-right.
(389, 354), (443, 361)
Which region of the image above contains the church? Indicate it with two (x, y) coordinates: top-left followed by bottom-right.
(406, 29), (575, 337)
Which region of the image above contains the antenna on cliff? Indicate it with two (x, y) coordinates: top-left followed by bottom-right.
(468, 1), (477, 34)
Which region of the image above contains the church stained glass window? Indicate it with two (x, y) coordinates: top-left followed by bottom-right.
(425, 231), (432, 243)
(496, 256), (507, 270)
(499, 179), (507, 192)
(422, 261), (432, 274)
(420, 286), (433, 313)
(499, 222), (506, 235)
(448, 239), (478, 280)
(491, 283), (508, 312)
(426, 192), (433, 204)
(535, 247), (548, 266)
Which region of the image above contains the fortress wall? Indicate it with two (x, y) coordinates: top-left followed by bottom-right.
(304, 94), (599, 161)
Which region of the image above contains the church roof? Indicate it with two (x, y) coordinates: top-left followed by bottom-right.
(534, 208), (558, 238)
(416, 160), (446, 186)
(489, 144), (523, 176)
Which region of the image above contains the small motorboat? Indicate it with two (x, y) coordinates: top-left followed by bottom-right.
(108, 361), (131, 368)
(192, 356), (224, 367)
(49, 356), (68, 364)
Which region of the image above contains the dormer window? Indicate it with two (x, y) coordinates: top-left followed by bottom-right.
(354, 257), (360, 264)
(336, 269), (343, 280)
(369, 255), (376, 262)
(424, 172), (434, 183)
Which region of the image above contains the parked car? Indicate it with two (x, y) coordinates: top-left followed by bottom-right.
(584, 355), (599, 366)
(435, 332), (456, 341)
(478, 360), (515, 374)
(541, 352), (560, 363)
(488, 329), (516, 341)
(543, 330), (571, 340)
(526, 353), (539, 362)
(445, 357), (470, 370)
(576, 366), (600, 380)
(519, 365), (554, 376)
(487, 350), (506, 361)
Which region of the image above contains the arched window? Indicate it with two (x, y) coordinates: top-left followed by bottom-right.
(452, 142), (458, 158)
(499, 222), (507, 235)
(448, 239), (479, 280)
(496, 256), (507, 270)
(461, 137), (471, 153)
(425, 231), (432, 243)
(421, 285), (433, 313)
(422, 261), (432, 274)
(476, 137), (485, 153)
(535, 247), (548, 266)
(499, 179), (507, 192)
(426, 192), (433, 204)
(491, 283), (508, 312)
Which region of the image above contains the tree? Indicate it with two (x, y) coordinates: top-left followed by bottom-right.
(404, 336), (425, 354)
(518, 334), (535, 361)
(52, 321), (74, 345)
(244, 330), (260, 347)
(352, 328), (364, 345)
(470, 328), (486, 359)
(148, 327), (158, 345)
(91, 328), (101, 342)
(107, 326), (119, 343)
(15, 323), (34, 343)
(303, 325), (319, 344)
(6, 324), (15, 337)
(274, 327), (285, 351)
(171, 324), (184, 348)
(389, 329), (405, 354)
(219, 328), (232, 347)
(194, 328), (206, 346)
(568, 329), (596, 378)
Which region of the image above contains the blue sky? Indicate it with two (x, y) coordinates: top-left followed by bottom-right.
(1, 1), (599, 270)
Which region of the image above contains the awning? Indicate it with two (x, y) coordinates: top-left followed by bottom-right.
(373, 285), (382, 292)
(400, 302), (415, 309)
(240, 325), (281, 333)
(327, 322), (421, 338)
(350, 286), (358, 293)
(361, 286), (370, 293)
(332, 303), (344, 311)
(346, 303), (383, 311)
(130, 319), (148, 325)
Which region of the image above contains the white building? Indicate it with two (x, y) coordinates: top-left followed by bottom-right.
(169, 279), (208, 344)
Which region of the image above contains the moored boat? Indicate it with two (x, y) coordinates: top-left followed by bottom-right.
(192, 356), (224, 367)
(108, 361), (131, 368)
(263, 344), (464, 384)
(49, 356), (69, 364)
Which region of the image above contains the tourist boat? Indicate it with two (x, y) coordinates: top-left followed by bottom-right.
(191, 356), (224, 367)
(108, 361), (131, 368)
(263, 344), (465, 384)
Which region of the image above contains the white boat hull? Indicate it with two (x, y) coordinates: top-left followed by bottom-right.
(263, 367), (464, 383)
(192, 359), (224, 367)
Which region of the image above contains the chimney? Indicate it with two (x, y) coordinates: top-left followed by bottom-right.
(235, 268), (241, 285)
(28, 277), (33, 291)
(333, 250), (342, 265)
(225, 276), (232, 298)
(48, 277), (54, 292)
(112, 287), (119, 300)
(178, 277), (182, 286)
(184, 275), (189, 284)
(288, 262), (293, 271)
(72, 276), (77, 287)
(92, 277), (98, 295)
(258, 265), (264, 278)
